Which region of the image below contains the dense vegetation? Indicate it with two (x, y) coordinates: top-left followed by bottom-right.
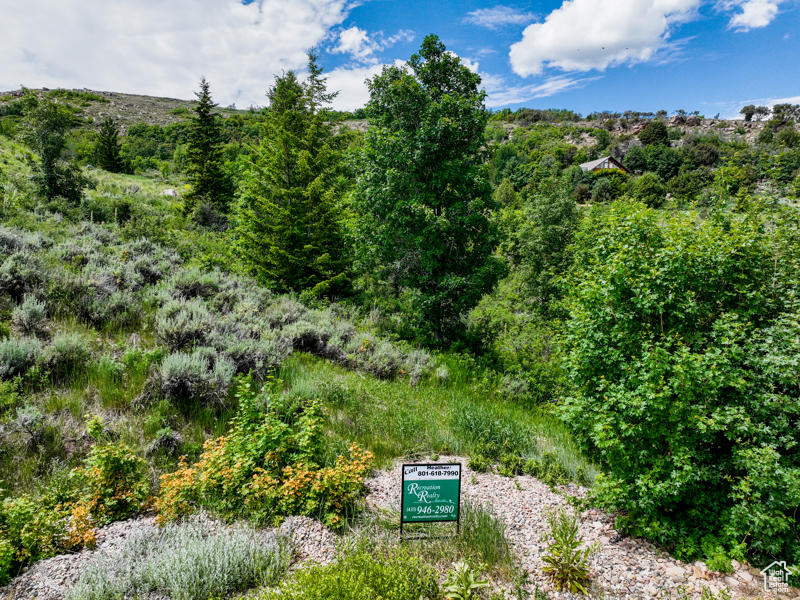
(0, 32), (798, 597)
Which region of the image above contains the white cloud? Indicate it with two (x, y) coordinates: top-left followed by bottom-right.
(0, 0), (352, 108)
(509, 0), (700, 76)
(331, 26), (415, 65)
(333, 26), (380, 63)
(716, 94), (800, 119)
(325, 63), (386, 110)
(464, 5), (536, 29)
(482, 74), (598, 106)
(718, 0), (785, 30)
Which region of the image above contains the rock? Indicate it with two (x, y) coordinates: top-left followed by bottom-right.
(666, 566), (687, 581)
(161, 188), (178, 197)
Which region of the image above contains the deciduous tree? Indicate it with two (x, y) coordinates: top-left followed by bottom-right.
(353, 34), (504, 343)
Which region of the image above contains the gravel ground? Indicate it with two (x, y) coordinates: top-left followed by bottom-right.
(365, 456), (800, 600)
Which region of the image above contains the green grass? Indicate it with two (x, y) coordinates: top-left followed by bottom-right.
(279, 353), (598, 484)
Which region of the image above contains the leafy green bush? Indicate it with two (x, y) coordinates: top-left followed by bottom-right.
(78, 442), (150, 524)
(267, 540), (439, 600)
(541, 508), (595, 595)
(68, 514), (291, 600)
(0, 336), (42, 380)
(156, 379), (373, 527)
(10, 294), (48, 337)
(561, 200), (800, 567)
(0, 536), (12, 585)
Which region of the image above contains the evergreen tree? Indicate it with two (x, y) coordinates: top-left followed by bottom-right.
(185, 78), (230, 215)
(305, 49), (338, 113)
(95, 117), (123, 172)
(353, 34), (504, 344)
(19, 95), (88, 203)
(234, 62), (349, 295)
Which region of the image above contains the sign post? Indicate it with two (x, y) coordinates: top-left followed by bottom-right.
(400, 463), (462, 538)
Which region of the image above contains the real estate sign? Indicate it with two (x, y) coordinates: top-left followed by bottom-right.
(401, 463), (461, 527)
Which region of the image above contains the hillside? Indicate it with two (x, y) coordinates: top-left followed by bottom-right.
(0, 69), (798, 600)
(0, 88), (246, 129)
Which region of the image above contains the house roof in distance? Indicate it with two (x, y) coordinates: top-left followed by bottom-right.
(579, 156), (628, 172)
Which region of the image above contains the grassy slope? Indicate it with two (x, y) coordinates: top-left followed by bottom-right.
(0, 129), (594, 500)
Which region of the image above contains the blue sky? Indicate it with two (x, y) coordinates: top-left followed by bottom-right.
(1, 0), (798, 117)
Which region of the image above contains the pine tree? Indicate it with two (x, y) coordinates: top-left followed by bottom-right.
(185, 78), (230, 215)
(305, 50), (338, 113)
(95, 117), (123, 172)
(234, 61), (349, 295)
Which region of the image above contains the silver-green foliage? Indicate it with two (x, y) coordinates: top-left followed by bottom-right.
(0, 336), (42, 379)
(11, 294), (48, 337)
(68, 514), (292, 600)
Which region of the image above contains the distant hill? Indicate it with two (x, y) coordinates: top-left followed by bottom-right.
(0, 88), (248, 129)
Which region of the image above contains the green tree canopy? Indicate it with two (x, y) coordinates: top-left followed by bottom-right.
(19, 95), (88, 203)
(234, 58), (350, 296)
(353, 34), (504, 344)
(95, 117), (124, 173)
(561, 200), (800, 566)
(638, 120), (669, 146)
(185, 78), (231, 216)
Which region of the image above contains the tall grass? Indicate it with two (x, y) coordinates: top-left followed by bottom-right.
(280, 353), (598, 484)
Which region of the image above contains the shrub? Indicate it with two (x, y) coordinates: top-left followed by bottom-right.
(0, 337), (42, 380)
(78, 442), (150, 525)
(167, 267), (221, 300)
(630, 172), (666, 208)
(561, 201), (800, 567)
(222, 335), (289, 380)
(156, 380), (373, 527)
(68, 514), (291, 600)
(0, 252), (43, 301)
(154, 348), (234, 406)
(267, 540), (439, 600)
(638, 121), (669, 146)
(541, 508), (595, 595)
(0, 495), (70, 564)
(155, 298), (213, 350)
(0, 537), (12, 585)
(42, 333), (90, 383)
(10, 294), (48, 337)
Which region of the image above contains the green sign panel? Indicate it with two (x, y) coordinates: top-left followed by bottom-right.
(401, 463), (462, 525)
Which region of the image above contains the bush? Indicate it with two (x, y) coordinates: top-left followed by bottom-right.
(0, 495), (67, 564)
(68, 514), (291, 600)
(155, 298), (213, 350)
(78, 442), (150, 525)
(267, 540), (439, 600)
(154, 347), (234, 406)
(156, 380), (373, 527)
(0, 252), (44, 301)
(638, 121), (669, 146)
(561, 200), (800, 567)
(630, 172), (666, 208)
(42, 333), (90, 382)
(10, 294), (48, 337)
(0, 537), (12, 585)
(0, 337), (42, 380)
(167, 267), (221, 300)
